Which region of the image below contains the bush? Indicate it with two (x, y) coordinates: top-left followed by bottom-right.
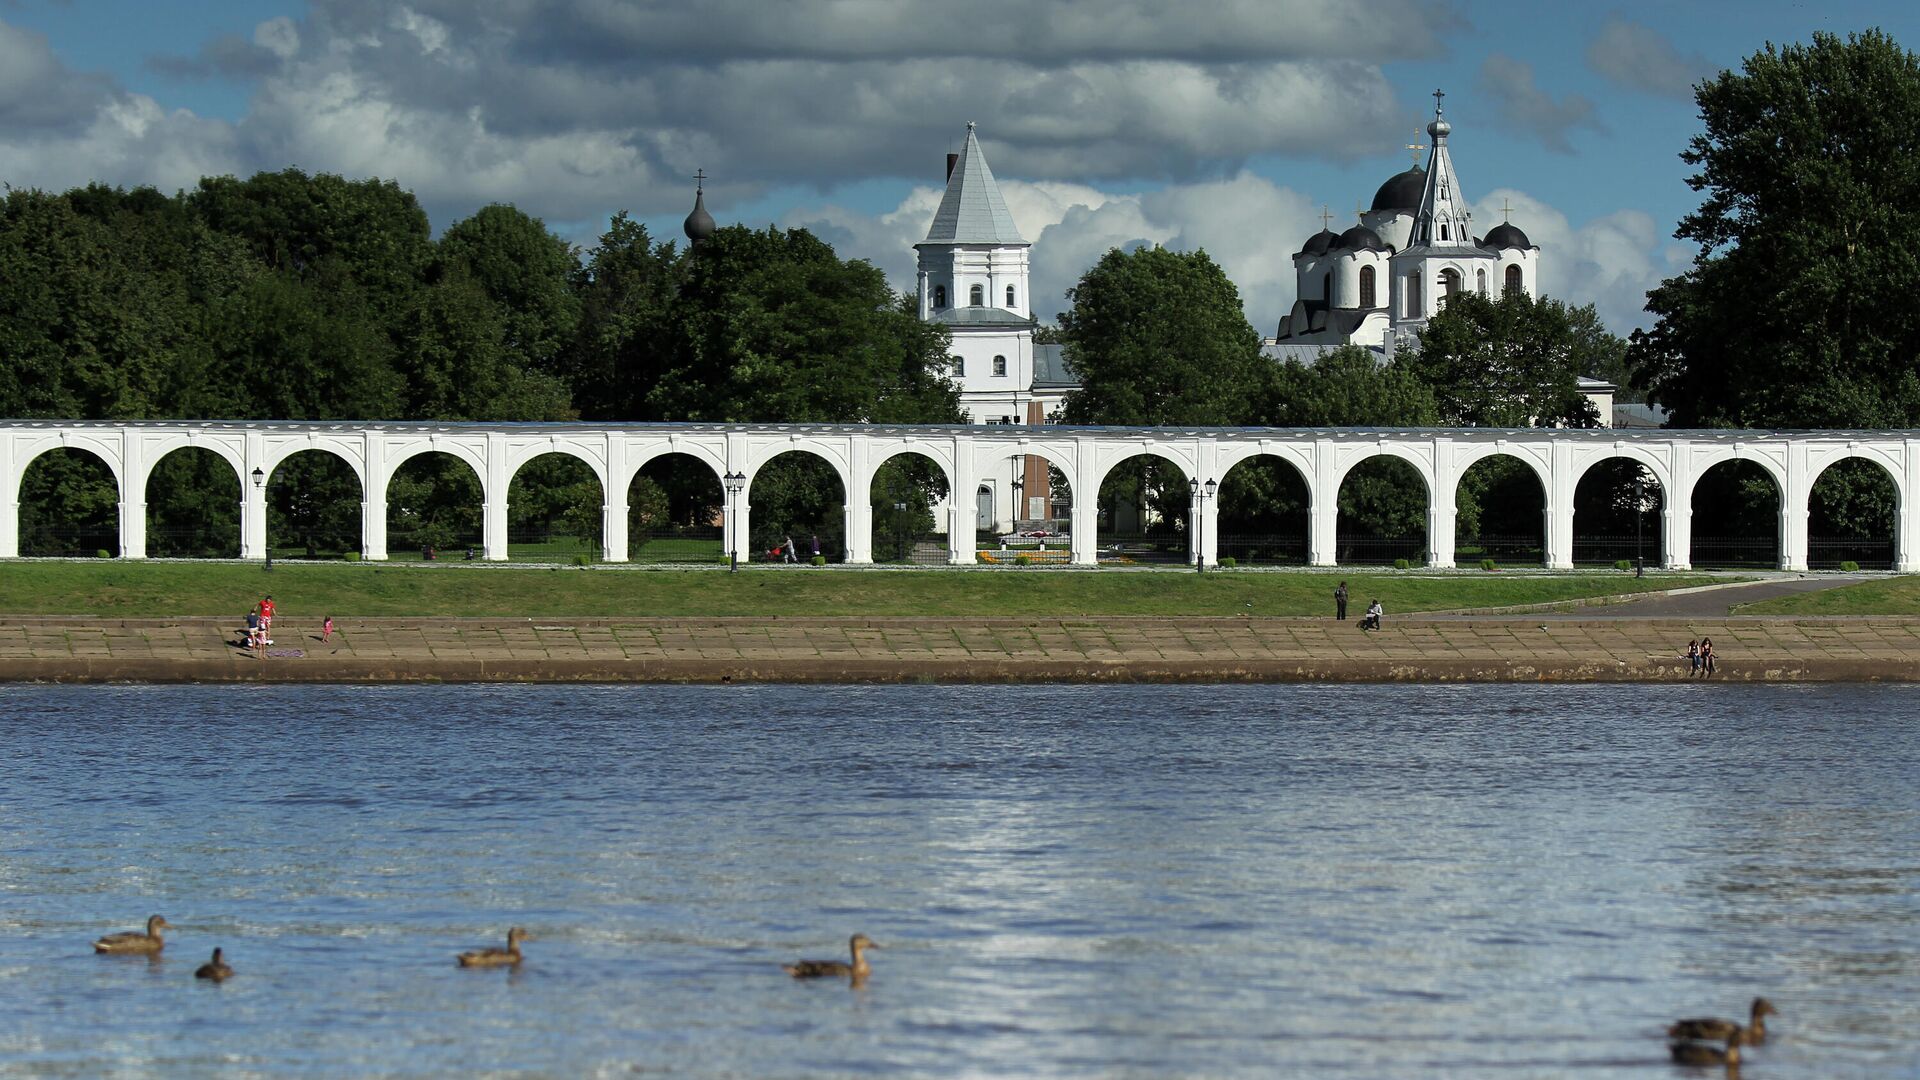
(811, 555), (827, 566)
(1016, 554), (1035, 566)
(1393, 558), (1411, 570)
(1840, 559), (1861, 572)
(1218, 556), (1237, 568)
(1614, 559), (1633, 571)
(1481, 557), (1498, 571)
(95, 549), (112, 559)
(572, 554), (591, 567)
(343, 552), (361, 562)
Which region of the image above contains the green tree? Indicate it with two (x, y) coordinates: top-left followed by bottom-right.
(1411, 290), (1609, 427)
(437, 204), (581, 376)
(1058, 245), (1265, 426)
(568, 213), (682, 421)
(1631, 29), (1920, 427)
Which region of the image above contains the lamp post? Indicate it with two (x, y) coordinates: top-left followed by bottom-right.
(1192, 476), (1217, 573)
(1633, 472), (1645, 577)
(723, 471), (745, 572)
(252, 467), (270, 570)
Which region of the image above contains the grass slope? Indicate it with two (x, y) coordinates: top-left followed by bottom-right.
(1739, 577), (1920, 616)
(0, 561), (1721, 619)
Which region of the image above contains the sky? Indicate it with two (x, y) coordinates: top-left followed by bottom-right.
(3, 1), (1917, 340)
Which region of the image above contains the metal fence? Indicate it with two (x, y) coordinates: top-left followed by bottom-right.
(1688, 535), (1780, 569)
(872, 531), (951, 565)
(1809, 537), (1894, 570)
(1096, 532), (1190, 565)
(631, 526), (723, 565)
(1572, 533), (1660, 567)
(1456, 533), (1544, 567)
(1215, 533), (1308, 565)
(1334, 534), (1425, 565)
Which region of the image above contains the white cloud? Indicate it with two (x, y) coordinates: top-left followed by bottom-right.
(1585, 17), (1715, 100)
(1473, 189), (1681, 334)
(1476, 53), (1605, 154)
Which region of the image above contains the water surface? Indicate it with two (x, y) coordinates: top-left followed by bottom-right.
(1, 684), (1915, 1078)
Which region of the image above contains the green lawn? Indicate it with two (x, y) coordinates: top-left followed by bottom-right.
(1738, 576), (1920, 616)
(0, 560), (1725, 619)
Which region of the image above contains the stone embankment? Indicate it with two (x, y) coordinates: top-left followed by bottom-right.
(1, 615), (1916, 683)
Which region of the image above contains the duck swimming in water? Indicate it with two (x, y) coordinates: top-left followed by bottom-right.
(195, 948), (233, 981)
(457, 927), (527, 968)
(1669, 998), (1777, 1044)
(1669, 1025), (1742, 1068)
(93, 915), (169, 954)
(783, 933), (876, 979)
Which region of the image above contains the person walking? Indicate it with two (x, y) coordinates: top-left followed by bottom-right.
(810, 534), (821, 561)
(782, 535), (798, 564)
(259, 594), (275, 634)
(322, 615), (335, 644)
(1701, 636), (1716, 676)
(1686, 639), (1700, 678)
(1335, 581), (1349, 621)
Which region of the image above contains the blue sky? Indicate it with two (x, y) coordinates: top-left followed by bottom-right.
(3, 1), (1916, 337)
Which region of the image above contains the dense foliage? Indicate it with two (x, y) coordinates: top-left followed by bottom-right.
(1, 172), (959, 556)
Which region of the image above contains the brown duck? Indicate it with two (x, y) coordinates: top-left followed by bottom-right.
(457, 927), (527, 968)
(783, 933), (876, 979)
(1669, 998), (1777, 1044)
(93, 915), (169, 955)
(1669, 1025), (1742, 1068)
(195, 948), (234, 981)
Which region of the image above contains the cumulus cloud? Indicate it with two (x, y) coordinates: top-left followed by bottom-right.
(0, 21), (116, 131)
(1585, 17), (1715, 100)
(1473, 189), (1684, 335)
(1476, 53), (1605, 154)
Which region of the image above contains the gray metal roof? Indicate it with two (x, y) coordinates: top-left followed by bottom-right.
(1033, 343), (1078, 389)
(921, 124), (1025, 246)
(929, 306), (1032, 327)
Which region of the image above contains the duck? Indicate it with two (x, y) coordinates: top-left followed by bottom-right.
(783, 933), (876, 979)
(195, 948), (234, 981)
(1669, 1025), (1742, 1068)
(457, 927), (527, 968)
(1669, 998), (1777, 1044)
(93, 915), (169, 954)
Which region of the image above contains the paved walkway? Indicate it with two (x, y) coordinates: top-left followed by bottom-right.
(2, 614), (1916, 683)
(1433, 573), (1874, 620)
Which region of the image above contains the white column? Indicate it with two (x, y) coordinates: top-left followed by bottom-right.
(1779, 442), (1809, 572)
(0, 433), (16, 558)
(482, 432), (509, 561)
(1309, 438), (1337, 566)
(117, 428), (145, 559)
(734, 500), (752, 565)
(361, 430), (387, 561)
(1198, 496), (1219, 567)
(845, 437), (871, 564)
(1662, 442), (1692, 570)
(1070, 438), (1098, 565)
(241, 434), (268, 561)
(1427, 437), (1454, 568)
(1544, 441), (1574, 569)
(602, 434), (628, 562)
(948, 436), (975, 565)
(1901, 439), (1920, 572)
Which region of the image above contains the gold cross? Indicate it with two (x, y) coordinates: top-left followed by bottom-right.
(1499, 198), (1514, 223)
(1406, 128), (1427, 166)
(1319, 206), (1334, 230)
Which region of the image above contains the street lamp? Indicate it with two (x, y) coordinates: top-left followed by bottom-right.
(251, 467), (270, 570)
(723, 471), (745, 572)
(1192, 476), (1217, 573)
(1633, 472), (1645, 577)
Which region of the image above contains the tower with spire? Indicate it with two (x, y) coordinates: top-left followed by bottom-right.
(682, 169), (716, 249)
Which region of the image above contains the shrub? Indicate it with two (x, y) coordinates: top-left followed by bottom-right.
(1016, 554), (1035, 566)
(572, 554), (591, 567)
(718, 554), (732, 565)
(95, 549), (112, 559)
(1614, 559), (1633, 571)
(1840, 559), (1861, 572)
(1218, 556), (1237, 568)
(1480, 557), (1498, 571)
(343, 552), (361, 562)
(811, 554), (827, 566)
(1393, 558), (1411, 570)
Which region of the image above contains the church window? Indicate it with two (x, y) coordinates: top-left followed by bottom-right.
(1504, 264), (1522, 294)
(1439, 220), (1449, 241)
(1405, 274), (1422, 318)
(1006, 285), (1016, 307)
(934, 285), (946, 308)
(970, 284), (984, 306)
(992, 355), (1007, 377)
(1359, 266), (1376, 308)
(1439, 268), (1460, 302)
(952, 356), (965, 377)
(1323, 272), (1332, 304)
(1476, 269), (1487, 293)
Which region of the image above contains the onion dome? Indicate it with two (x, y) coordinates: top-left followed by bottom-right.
(1370, 167), (1425, 212)
(682, 188), (716, 245)
(1336, 224), (1387, 253)
(1483, 221), (1531, 249)
(1298, 228), (1339, 256)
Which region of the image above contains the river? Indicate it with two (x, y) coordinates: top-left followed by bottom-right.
(1, 683), (1914, 1078)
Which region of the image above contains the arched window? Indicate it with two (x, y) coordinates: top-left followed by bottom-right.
(1405, 274), (1422, 318)
(1006, 285), (1016, 307)
(1504, 264), (1523, 294)
(1439, 220), (1450, 241)
(1440, 268), (1460, 299)
(1322, 272), (1332, 304)
(1359, 265), (1376, 308)
(952, 355), (965, 377)
(969, 284), (984, 306)
(1476, 268), (1487, 294)
(934, 285), (946, 308)
(992, 355), (1008, 377)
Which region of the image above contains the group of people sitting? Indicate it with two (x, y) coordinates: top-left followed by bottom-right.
(235, 595), (274, 650)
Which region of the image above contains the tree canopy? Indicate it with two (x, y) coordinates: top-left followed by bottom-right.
(1630, 29), (1920, 428)
(1412, 290), (1612, 427)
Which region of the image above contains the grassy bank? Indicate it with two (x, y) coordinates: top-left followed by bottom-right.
(1739, 576), (1920, 616)
(0, 560), (1724, 619)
